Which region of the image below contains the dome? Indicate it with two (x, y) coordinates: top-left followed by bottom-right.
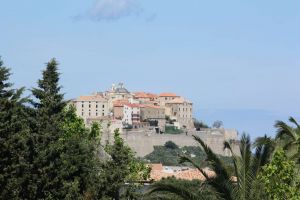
(115, 87), (129, 93)
(114, 83), (130, 93)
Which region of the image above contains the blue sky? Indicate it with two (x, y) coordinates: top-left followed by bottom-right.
(1, 0), (299, 138)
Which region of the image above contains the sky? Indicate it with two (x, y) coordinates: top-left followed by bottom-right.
(0, 0), (299, 138)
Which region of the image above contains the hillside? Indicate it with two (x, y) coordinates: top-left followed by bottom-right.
(144, 141), (233, 168)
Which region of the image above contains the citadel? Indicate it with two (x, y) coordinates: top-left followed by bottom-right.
(71, 83), (239, 156)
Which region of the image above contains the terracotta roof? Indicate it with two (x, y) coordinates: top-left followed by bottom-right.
(149, 164), (215, 181)
(159, 93), (179, 97)
(166, 97), (192, 104)
(74, 95), (107, 102)
(113, 99), (129, 107)
(151, 163), (163, 171)
(124, 103), (145, 108)
(133, 92), (158, 99)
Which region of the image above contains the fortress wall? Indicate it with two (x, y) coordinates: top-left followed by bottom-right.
(101, 129), (239, 157)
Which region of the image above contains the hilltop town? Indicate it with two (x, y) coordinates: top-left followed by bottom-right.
(71, 83), (239, 157)
(71, 83), (194, 132)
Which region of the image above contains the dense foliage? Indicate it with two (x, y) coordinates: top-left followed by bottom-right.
(145, 142), (233, 169)
(259, 149), (299, 200)
(0, 57), (149, 200)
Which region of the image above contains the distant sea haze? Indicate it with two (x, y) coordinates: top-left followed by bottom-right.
(194, 108), (300, 139)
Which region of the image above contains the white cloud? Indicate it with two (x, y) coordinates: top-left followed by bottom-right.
(87, 0), (142, 21)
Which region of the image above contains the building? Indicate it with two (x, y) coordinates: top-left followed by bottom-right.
(72, 94), (109, 123)
(112, 99), (129, 120)
(165, 97), (194, 129)
(104, 83), (133, 109)
(133, 92), (159, 105)
(158, 93), (180, 106)
(122, 103), (143, 126)
(140, 105), (166, 129)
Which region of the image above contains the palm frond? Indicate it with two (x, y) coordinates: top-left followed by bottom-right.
(193, 135), (234, 200)
(179, 155), (209, 180)
(252, 135), (274, 176)
(289, 116), (300, 130)
(275, 120), (297, 141)
(223, 141), (239, 184)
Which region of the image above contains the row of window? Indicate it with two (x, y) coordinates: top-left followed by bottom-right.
(81, 112), (105, 117)
(178, 107), (192, 111)
(82, 104), (105, 108)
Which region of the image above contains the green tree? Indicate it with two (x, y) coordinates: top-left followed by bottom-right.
(30, 58), (68, 199)
(193, 118), (209, 130)
(30, 59), (104, 199)
(0, 58), (33, 199)
(60, 106), (105, 199)
(164, 141), (179, 149)
(259, 149), (300, 200)
(101, 129), (150, 200)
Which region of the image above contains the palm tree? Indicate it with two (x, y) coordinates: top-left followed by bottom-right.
(275, 117), (300, 162)
(146, 133), (272, 200)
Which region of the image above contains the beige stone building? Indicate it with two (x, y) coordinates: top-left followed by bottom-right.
(165, 97), (194, 129)
(140, 105), (166, 129)
(112, 99), (129, 120)
(133, 92), (159, 105)
(158, 93), (180, 106)
(72, 94), (109, 123)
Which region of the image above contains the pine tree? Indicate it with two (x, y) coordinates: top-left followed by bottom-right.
(0, 58), (32, 199)
(30, 59), (103, 199)
(30, 58), (68, 198)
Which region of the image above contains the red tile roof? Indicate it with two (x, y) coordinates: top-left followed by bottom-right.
(124, 103), (145, 108)
(166, 98), (192, 104)
(159, 93), (179, 97)
(133, 92), (158, 99)
(149, 164), (215, 181)
(113, 99), (129, 107)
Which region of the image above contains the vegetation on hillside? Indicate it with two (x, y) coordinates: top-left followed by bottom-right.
(165, 126), (184, 134)
(144, 141), (234, 170)
(147, 119), (300, 200)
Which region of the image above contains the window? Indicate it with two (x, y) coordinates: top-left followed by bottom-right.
(82, 104), (84, 108)
(96, 105), (98, 108)
(165, 97), (167, 100)
(102, 105), (105, 108)
(96, 113), (98, 116)
(89, 112), (91, 116)
(89, 104), (91, 108)
(102, 113), (104, 116)
(82, 112), (84, 116)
